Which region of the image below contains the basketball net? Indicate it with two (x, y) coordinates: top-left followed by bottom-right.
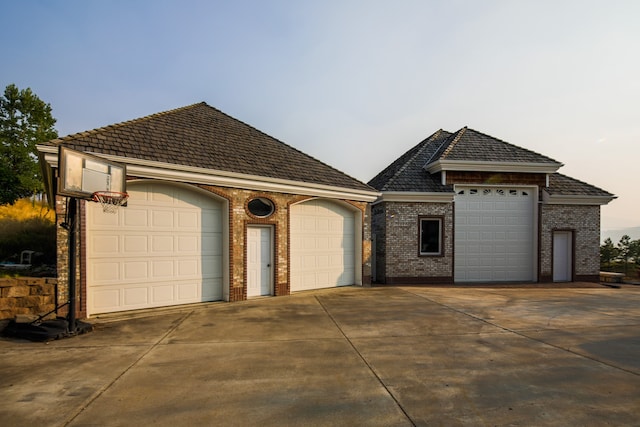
(92, 191), (129, 214)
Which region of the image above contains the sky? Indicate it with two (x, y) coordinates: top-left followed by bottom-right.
(1, 0), (638, 239)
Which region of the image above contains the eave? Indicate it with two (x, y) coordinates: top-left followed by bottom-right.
(542, 191), (616, 206)
(37, 145), (380, 203)
(425, 160), (563, 174)
(372, 191), (454, 205)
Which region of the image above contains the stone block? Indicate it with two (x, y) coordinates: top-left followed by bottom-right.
(0, 297), (17, 308)
(4, 286), (31, 298)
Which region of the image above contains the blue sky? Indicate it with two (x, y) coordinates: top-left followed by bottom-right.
(2, 0), (638, 237)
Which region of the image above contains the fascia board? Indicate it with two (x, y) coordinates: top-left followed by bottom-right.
(425, 160), (562, 174)
(542, 191), (616, 206)
(37, 145), (380, 202)
(373, 191), (454, 205)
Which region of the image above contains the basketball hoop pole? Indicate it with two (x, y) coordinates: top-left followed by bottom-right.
(67, 198), (78, 333)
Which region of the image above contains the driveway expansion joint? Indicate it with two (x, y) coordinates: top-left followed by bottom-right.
(314, 295), (417, 427)
(61, 310), (195, 426)
(403, 288), (640, 377)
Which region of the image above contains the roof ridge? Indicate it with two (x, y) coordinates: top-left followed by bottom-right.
(49, 102), (208, 145)
(382, 129), (445, 190)
(440, 126), (467, 159)
(423, 128), (455, 166)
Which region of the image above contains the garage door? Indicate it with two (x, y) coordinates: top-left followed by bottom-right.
(454, 186), (534, 282)
(86, 182), (223, 315)
(290, 199), (355, 292)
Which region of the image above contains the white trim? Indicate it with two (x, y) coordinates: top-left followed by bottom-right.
(37, 145), (380, 202)
(372, 192), (454, 205)
(425, 159), (562, 174)
(542, 192), (614, 206)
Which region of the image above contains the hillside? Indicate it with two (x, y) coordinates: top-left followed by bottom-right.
(602, 226), (640, 243)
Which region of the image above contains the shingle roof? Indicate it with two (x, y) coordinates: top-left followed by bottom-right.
(431, 127), (561, 164)
(546, 173), (614, 198)
(47, 102), (374, 193)
(368, 129), (452, 192)
(369, 127), (613, 199)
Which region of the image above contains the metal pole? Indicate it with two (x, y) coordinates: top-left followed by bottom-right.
(67, 198), (77, 333)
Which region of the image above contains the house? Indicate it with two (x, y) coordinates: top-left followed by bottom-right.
(368, 127), (615, 284)
(38, 103), (379, 317)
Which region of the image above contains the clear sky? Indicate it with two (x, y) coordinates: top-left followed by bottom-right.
(1, 0), (638, 237)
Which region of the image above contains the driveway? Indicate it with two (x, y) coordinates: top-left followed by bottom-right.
(1, 286), (639, 426)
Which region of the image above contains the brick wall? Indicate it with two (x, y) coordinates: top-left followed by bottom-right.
(372, 201), (453, 284)
(55, 180), (372, 315)
(0, 277), (57, 320)
(539, 204), (601, 281)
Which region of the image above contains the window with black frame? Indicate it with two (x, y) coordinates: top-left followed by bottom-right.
(420, 217), (442, 256)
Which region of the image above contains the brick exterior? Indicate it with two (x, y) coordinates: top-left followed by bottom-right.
(374, 174), (603, 284)
(55, 179), (371, 317)
(372, 201), (453, 284)
(539, 204), (601, 282)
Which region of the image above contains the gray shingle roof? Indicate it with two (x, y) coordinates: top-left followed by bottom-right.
(369, 127), (613, 199)
(47, 102), (374, 193)
(431, 127), (561, 164)
(546, 173), (614, 198)
(368, 129), (452, 192)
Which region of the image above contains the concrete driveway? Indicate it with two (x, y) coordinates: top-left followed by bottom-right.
(1, 285), (639, 426)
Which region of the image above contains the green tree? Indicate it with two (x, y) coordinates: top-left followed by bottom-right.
(600, 237), (618, 270)
(617, 235), (632, 275)
(630, 239), (640, 268)
(0, 84), (58, 205)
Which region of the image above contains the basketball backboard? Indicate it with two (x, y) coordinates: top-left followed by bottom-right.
(58, 146), (127, 199)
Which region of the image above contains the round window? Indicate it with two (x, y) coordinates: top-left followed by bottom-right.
(247, 198), (275, 218)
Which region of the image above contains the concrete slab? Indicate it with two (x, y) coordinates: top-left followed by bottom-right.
(1, 286), (639, 426)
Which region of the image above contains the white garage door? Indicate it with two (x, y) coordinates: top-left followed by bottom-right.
(290, 199), (355, 292)
(86, 182), (223, 315)
(454, 186), (534, 282)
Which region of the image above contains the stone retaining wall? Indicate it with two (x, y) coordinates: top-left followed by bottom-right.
(0, 277), (57, 320)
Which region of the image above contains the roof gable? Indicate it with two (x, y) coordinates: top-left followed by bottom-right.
(45, 102), (374, 194)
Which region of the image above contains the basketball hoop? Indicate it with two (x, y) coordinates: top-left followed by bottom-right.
(92, 191), (129, 214)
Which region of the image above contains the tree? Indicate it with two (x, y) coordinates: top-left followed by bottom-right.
(630, 239), (640, 268)
(600, 237), (618, 270)
(0, 84), (58, 205)
(617, 235), (632, 276)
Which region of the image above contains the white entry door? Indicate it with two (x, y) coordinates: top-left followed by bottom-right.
(553, 231), (573, 282)
(247, 227), (272, 297)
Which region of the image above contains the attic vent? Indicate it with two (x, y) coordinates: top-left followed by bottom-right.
(247, 197), (275, 218)
(522, 191), (529, 196)
(458, 190), (465, 195)
(509, 189), (518, 196)
(469, 189), (478, 195)
(496, 189), (505, 196)
(483, 189), (492, 195)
